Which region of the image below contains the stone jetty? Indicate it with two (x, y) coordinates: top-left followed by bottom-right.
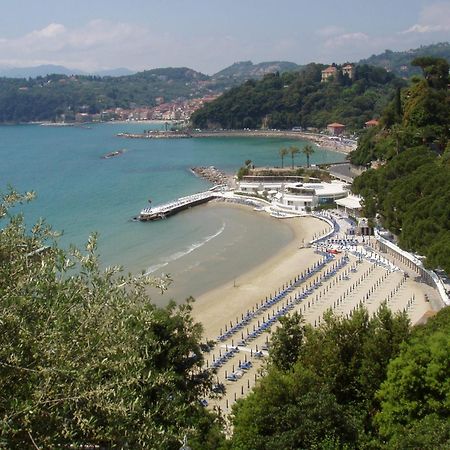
(191, 166), (230, 185)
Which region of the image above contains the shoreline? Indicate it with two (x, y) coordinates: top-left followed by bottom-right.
(117, 129), (356, 155)
(191, 213), (328, 339)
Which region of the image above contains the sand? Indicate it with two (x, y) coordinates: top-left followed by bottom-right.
(191, 215), (328, 340)
(190, 210), (439, 415)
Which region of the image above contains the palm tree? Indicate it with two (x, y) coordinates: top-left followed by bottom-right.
(279, 147), (288, 168)
(302, 144), (315, 168)
(289, 146), (300, 169)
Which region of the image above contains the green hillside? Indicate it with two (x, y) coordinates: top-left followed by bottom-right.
(191, 63), (404, 131)
(351, 57), (450, 273)
(0, 67), (214, 123)
(360, 42), (450, 78)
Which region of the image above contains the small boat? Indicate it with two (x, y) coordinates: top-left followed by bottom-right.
(102, 149), (125, 159)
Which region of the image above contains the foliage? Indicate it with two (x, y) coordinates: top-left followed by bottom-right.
(278, 147), (289, 168)
(191, 64), (403, 131)
(269, 311), (304, 370)
(0, 68), (214, 123)
(302, 144), (315, 168)
(359, 42), (450, 78)
(375, 308), (450, 449)
(351, 57), (450, 273)
(231, 305), (411, 449)
(0, 189), (224, 449)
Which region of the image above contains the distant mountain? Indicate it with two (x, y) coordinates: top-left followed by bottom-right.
(0, 65), (136, 78)
(0, 64), (85, 78)
(92, 68), (136, 77)
(213, 60), (302, 81)
(359, 42), (450, 78)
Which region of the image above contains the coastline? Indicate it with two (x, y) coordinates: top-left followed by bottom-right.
(191, 213), (329, 340)
(117, 128), (357, 155)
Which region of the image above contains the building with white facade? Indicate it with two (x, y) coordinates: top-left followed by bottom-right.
(236, 178), (350, 214)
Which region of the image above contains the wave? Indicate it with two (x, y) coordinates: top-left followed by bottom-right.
(144, 223), (226, 274)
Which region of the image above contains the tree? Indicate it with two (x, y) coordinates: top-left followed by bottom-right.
(288, 146), (300, 169)
(269, 311), (304, 371)
(0, 189), (223, 449)
(279, 147), (288, 168)
(231, 365), (357, 450)
(375, 309), (450, 449)
(302, 144), (315, 168)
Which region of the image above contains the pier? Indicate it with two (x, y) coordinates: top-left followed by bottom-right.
(138, 190), (219, 221)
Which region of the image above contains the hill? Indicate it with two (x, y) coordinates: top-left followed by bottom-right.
(191, 63), (404, 131)
(0, 67), (214, 122)
(213, 60), (301, 82)
(359, 42), (450, 78)
(351, 57), (450, 273)
(0, 64), (136, 78)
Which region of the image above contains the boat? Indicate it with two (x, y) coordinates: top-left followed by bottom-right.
(102, 149), (125, 159)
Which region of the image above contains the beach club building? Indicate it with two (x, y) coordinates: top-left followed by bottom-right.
(236, 178), (350, 214)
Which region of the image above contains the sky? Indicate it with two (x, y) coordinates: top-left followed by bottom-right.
(0, 0), (449, 74)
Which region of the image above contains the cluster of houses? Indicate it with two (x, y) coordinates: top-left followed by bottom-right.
(73, 94), (219, 123)
(321, 64), (354, 82)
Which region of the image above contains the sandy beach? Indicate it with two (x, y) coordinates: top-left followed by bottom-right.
(190, 209), (439, 415)
(192, 215), (328, 339)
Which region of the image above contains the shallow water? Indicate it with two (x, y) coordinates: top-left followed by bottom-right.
(0, 122), (345, 303)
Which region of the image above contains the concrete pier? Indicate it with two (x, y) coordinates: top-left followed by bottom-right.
(138, 190), (218, 221)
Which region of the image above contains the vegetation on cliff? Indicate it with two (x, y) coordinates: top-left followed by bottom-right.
(191, 63), (404, 131)
(351, 57), (450, 273)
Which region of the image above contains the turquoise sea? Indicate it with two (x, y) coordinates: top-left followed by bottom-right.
(0, 123), (345, 304)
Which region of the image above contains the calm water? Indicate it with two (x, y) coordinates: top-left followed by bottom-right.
(0, 123), (345, 304)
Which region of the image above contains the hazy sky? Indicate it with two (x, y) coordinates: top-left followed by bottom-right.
(0, 0), (449, 74)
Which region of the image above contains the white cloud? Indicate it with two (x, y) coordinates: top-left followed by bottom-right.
(323, 32), (369, 49)
(315, 26), (345, 38)
(401, 2), (450, 33)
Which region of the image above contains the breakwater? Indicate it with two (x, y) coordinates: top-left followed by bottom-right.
(191, 166), (230, 185)
(117, 129), (322, 141)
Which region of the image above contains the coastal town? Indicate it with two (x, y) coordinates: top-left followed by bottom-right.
(72, 93), (220, 123)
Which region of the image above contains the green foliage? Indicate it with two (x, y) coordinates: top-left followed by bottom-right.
(231, 305), (411, 448)
(237, 166), (250, 180)
(269, 311), (304, 370)
(0, 68), (214, 123)
(375, 308), (450, 449)
(351, 57), (450, 272)
(302, 144), (315, 168)
(0, 189), (224, 449)
(191, 64), (402, 131)
(278, 147), (289, 168)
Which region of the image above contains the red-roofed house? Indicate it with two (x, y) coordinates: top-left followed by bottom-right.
(321, 66), (338, 82)
(365, 119), (379, 128)
(327, 123), (346, 135)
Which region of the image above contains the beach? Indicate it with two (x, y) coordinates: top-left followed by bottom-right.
(191, 215), (327, 339)
(189, 207), (440, 415)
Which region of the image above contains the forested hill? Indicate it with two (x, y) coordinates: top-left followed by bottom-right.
(351, 57), (450, 273)
(191, 63), (404, 131)
(212, 60), (302, 83)
(0, 67), (213, 122)
(360, 42), (450, 78)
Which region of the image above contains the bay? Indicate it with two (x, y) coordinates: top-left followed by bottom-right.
(0, 122), (345, 304)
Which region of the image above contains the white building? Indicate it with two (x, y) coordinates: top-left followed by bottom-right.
(236, 179), (350, 214)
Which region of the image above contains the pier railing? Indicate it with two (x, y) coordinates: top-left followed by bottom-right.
(139, 190), (218, 220)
